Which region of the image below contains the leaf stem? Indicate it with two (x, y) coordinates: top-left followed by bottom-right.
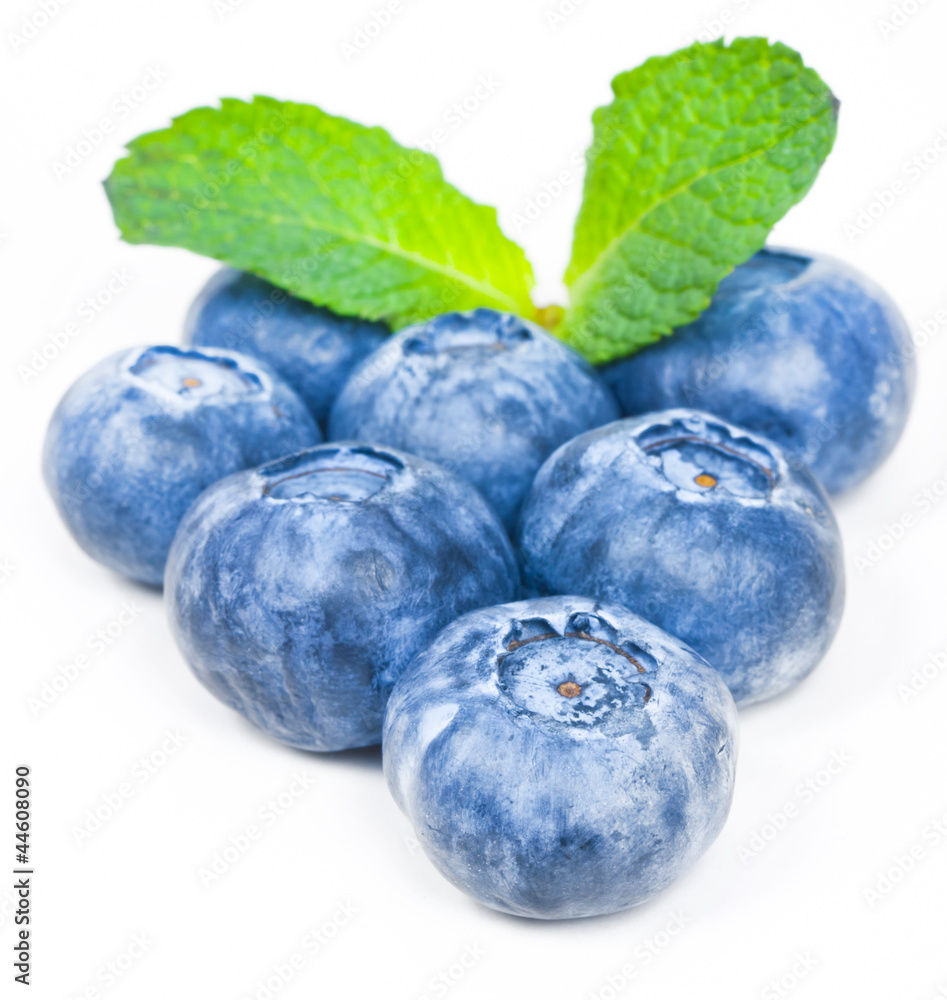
(534, 304), (565, 331)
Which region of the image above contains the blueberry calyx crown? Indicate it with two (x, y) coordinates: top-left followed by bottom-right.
(636, 414), (778, 500)
(129, 346), (264, 400)
(495, 611), (657, 737)
(262, 445), (403, 503)
(401, 309), (534, 358)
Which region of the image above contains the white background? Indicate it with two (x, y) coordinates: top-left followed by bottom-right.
(2, 0), (946, 997)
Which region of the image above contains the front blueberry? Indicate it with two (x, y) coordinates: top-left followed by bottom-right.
(601, 248), (916, 494)
(517, 410), (845, 705)
(184, 268), (389, 424)
(328, 309), (620, 531)
(383, 595), (738, 919)
(43, 345), (321, 585)
(165, 442), (520, 752)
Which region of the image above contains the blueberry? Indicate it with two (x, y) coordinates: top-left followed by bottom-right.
(43, 345), (320, 586)
(601, 248), (916, 494)
(166, 442), (520, 752)
(383, 595), (738, 919)
(517, 410), (845, 705)
(328, 309), (620, 531)
(184, 268), (389, 425)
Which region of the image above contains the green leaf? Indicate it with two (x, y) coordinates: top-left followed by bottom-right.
(104, 96), (537, 328)
(560, 37), (839, 363)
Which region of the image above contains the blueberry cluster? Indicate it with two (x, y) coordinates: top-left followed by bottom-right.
(44, 248), (913, 919)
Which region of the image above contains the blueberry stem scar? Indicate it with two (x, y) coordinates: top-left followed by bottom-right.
(695, 473), (717, 488)
(557, 680), (582, 698)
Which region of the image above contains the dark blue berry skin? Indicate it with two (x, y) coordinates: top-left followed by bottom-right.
(601, 248), (916, 494)
(517, 410), (845, 706)
(43, 345), (321, 586)
(185, 268), (389, 425)
(383, 595), (738, 920)
(165, 442), (521, 752)
(328, 309), (620, 532)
